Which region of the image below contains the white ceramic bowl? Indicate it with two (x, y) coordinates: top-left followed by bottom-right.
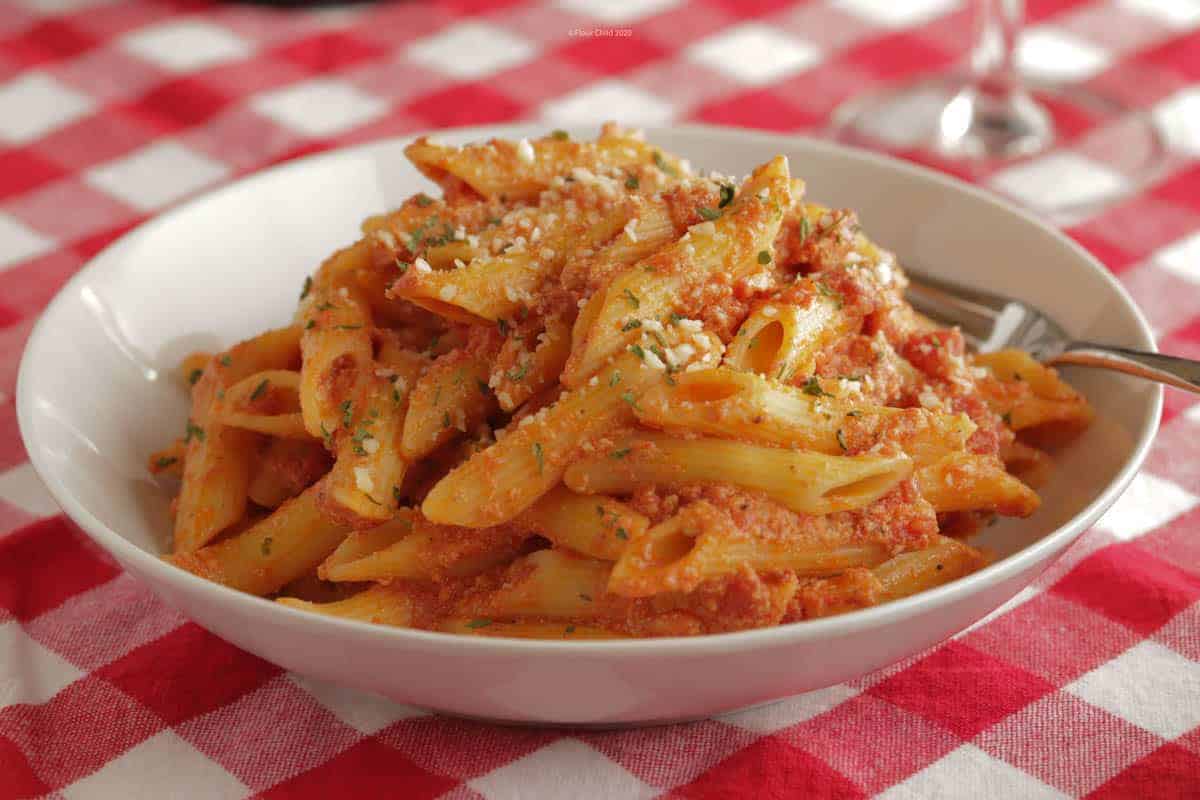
(17, 124), (1160, 725)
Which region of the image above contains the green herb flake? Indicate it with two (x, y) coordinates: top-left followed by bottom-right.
(697, 206), (720, 221)
(497, 319), (510, 337)
(621, 319), (642, 332)
(620, 391), (639, 410)
(629, 344), (646, 361)
(466, 618), (493, 629)
(610, 447), (631, 459)
(802, 377), (833, 397)
(261, 536), (273, 556)
(185, 420), (205, 443)
(623, 288), (641, 308)
(1001, 411), (1013, 426)
(442, 411), (451, 429)
(757, 249), (772, 265)
(250, 379), (269, 401)
(836, 429), (848, 451)
(187, 368), (203, 386)
(218, 355), (232, 367)
(609, 370), (622, 387)
(336, 324), (361, 331)
(304, 319), (316, 330)
(300, 276), (313, 300)
(579, 593), (592, 602)
(625, 175), (639, 190)
(415, 193), (434, 207)
(653, 151), (677, 177)
(669, 311), (684, 325)
(551, 129), (569, 140)
(718, 184), (735, 208)
(508, 364), (528, 382)
(798, 216), (811, 244)
(393, 486), (404, 504)
(340, 399), (353, 429)
(395, 259), (409, 274)
(565, 625), (576, 634)
(155, 456), (178, 469)
(533, 441), (544, 474)
(616, 527), (629, 541)
(846, 410), (862, 418)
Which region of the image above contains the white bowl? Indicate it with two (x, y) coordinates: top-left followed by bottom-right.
(17, 124), (1160, 725)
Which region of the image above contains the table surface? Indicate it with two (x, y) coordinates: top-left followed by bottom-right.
(3, 0), (1200, 797)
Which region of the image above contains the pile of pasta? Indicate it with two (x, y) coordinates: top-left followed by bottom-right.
(154, 125), (1093, 639)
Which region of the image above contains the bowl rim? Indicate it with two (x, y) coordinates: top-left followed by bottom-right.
(16, 121), (1163, 657)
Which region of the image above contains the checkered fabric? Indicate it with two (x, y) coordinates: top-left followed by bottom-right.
(2, 0), (1200, 796)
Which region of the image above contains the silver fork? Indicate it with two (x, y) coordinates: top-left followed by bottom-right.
(903, 269), (1200, 394)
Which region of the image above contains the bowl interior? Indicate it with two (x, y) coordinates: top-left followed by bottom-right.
(19, 124), (1158, 587)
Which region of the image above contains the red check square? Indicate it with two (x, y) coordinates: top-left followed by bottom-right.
(1088, 743), (1200, 800)
(258, 737), (459, 799)
(673, 735), (866, 800)
(0, 517), (119, 622)
(868, 641), (1056, 739)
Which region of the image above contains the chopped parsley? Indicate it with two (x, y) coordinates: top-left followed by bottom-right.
(185, 420), (205, 443)
(565, 625), (576, 634)
(629, 344), (646, 361)
(393, 486), (404, 504)
(669, 311), (684, 325)
(609, 370), (622, 387)
(441, 411), (451, 429)
(304, 319), (316, 330)
(508, 364), (528, 382)
(414, 193), (434, 207)
(836, 428), (848, 451)
(846, 410), (862, 418)
(625, 175), (639, 190)
(653, 151), (677, 177)
(622, 319), (642, 332)
(250, 379), (269, 401)
(261, 536), (273, 556)
(1001, 411), (1013, 426)
(579, 593), (592, 602)
(616, 527), (629, 540)
(623, 288), (640, 308)
(533, 441), (544, 474)
(300, 276), (313, 300)
(697, 206), (720, 221)
(610, 447), (631, 459)
(497, 318), (510, 337)
(336, 324), (361, 330)
(218, 355), (232, 367)
(395, 259), (409, 274)
(797, 216), (811, 244)
(758, 250), (772, 265)
(155, 456), (177, 469)
(816, 281), (844, 309)
(802, 377), (833, 397)
(620, 391), (639, 410)
(466, 618), (493, 629)
(340, 399), (353, 429)
(188, 367), (203, 386)
(550, 129), (569, 140)
(718, 183), (735, 208)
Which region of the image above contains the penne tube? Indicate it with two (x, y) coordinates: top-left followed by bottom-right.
(515, 485), (647, 561)
(320, 516), (528, 583)
(491, 314), (572, 412)
(391, 186), (633, 322)
(564, 431), (913, 516)
(278, 583), (415, 627)
(422, 335), (718, 529)
(563, 155), (791, 386)
(298, 276), (375, 440)
(401, 338), (499, 461)
(247, 437), (330, 509)
(403, 126), (675, 201)
(174, 326), (302, 553)
(168, 479), (349, 596)
(974, 349), (1093, 445)
(462, 549), (617, 620)
(723, 291), (844, 383)
(635, 367), (974, 465)
(212, 369), (309, 439)
(874, 535), (989, 602)
(915, 453), (1040, 516)
(608, 501), (893, 598)
(1001, 440), (1053, 489)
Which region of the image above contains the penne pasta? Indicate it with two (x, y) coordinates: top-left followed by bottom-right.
(564, 431), (913, 516)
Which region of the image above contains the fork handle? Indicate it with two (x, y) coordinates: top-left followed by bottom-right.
(1052, 342), (1200, 394)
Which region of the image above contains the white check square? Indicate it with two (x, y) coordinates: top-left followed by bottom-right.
(407, 21), (536, 80)
(0, 213), (53, 272)
(61, 730), (247, 800)
(85, 141), (230, 212)
(556, 0), (681, 22)
(879, 744), (1067, 800)
(1155, 230), (1200, 284)
(0, 463), (59, 518)
(121, 20), (252, 73)
(251, 79), (388, 138)
(0, 72), (94, 144)
(542, 79), (675, 126)
(687, 24), (820, 86)
(1018, 27), (1113, 82)
(829, 0), (961, 27)
(470, 739), (657, 800)
(1067, 640), (1200, 739)
(989, 152), (1129, 212)
(1094, 471), (1199, 540)
(0, 622), (83, 708)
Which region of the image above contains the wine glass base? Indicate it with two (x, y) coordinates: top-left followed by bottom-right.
(829, 74), (1165, 216)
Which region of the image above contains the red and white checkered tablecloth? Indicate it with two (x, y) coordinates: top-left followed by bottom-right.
(2, 0), (1200, 796)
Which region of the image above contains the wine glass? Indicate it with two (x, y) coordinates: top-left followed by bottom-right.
(829, 0), (1164, 214)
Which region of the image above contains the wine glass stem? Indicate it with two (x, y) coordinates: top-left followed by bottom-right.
(971, 0), (1024, 89)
